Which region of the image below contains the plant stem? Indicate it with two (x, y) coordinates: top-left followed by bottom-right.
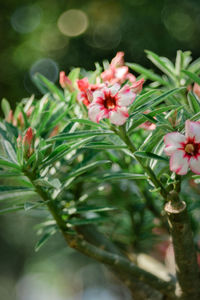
(164, 192), (200, 300)
(24, 169), (176, 299)
(112, 126), (200, 299)
(114, 126), (167, 198)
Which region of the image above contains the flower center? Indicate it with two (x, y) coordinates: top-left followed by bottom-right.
(185, 143), (194, 154)
(104, 95), (116, 109)
(184, 142), (199, 156)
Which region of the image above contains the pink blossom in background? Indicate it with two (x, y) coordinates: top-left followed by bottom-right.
(139, 110), (156, 131)
(193, 83), (200, 99)
(164, 120), (200, 175)
(77, 77), (104, 107)
(88, 79), (144, 126)
(101, 51), (136, 85)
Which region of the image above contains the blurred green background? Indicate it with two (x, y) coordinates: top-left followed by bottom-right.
(1, 0), (200, 105)
(1, 0), (200, 299)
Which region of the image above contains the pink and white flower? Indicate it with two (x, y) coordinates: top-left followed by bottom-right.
(88, 79), (144, 126)
(164, 120), (200, 175)
(101, 52), (136, 85)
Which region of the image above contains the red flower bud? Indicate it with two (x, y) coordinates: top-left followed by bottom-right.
(23, 127), (33, 147)
(22, 127), (34, 157)
(59, 71), (74, 91)
(6, 110), (14, 123)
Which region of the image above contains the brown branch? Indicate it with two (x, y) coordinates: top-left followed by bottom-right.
(165, 192), (200, 300)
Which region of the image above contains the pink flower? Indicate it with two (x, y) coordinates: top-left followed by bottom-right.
(59, 71), (74, 91)
(164, 120), (200, 175)
(110, 51), (124, 67)
(193, 83), (200, 99)
(88, 79), (144, 126)
(101, 52), (136, 85)
(77, 77), (103, 107)
(139, 110), (156, 131)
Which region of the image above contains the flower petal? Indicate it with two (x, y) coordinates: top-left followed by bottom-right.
(111, 51), (124, 67)
(126, 73), (136, 83)
(115, 66), (129, 81)
(88, 104), (108, 123)
(169, 150), (189, 175)
(185, 120), (200, 142)
(189, 155), (200, 175)
(164, 132), (185, 155)
(92, 90), (105, 104)
(77, 78), (89, 92)
(117, 85), (136, 106)
(109, 83), (121, 97)
(109, 107), (129, 126)
(131, 79), (144, 93)
(101, 68), (115, 82)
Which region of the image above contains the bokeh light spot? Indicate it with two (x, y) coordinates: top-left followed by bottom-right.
(162, 8), (195, 42)
(30, 58), (59, 82)
(11, 5), (41, 34)
(40, 28), (69, 52)
(57, 9), (88, 37)
(86, 24), (121, 50)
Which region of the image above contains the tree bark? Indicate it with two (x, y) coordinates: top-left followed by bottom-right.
(165, 194), (200, 300)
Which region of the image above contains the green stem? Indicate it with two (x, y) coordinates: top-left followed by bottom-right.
(114, 126), (167, 198)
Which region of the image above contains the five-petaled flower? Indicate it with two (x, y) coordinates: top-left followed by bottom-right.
(88, 79), (144, 126)
(164, 120), (200, 175)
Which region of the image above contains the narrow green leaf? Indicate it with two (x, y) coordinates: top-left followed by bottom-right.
(0, 170), (22, 177)
(146, 50), (176, 79)
(127, 63), (168, 85)
(47, 130), (115, 142)
(0, 190), (35, 202)
(131, 90), (159, 110)
(1, 98), (11, 118)
(142, 114), (157, 124)
(76, 206), (116, 213)
(68, 68), (80, 84)
(101, 173), (148, 180)
(0, 186), (32, 192)
(0, 205), (24, 215)
(35, 230), (56, 252)
(42, 137), (94, 168)
(34, 178), (61, 189)
(182, 70), (200, 85)
(63, 205), (116, 215)
(0, 156), (21, 170)
(67, 217), (108, 226)
(70, 118), (105, 128)
(187, 92), (200, 113)
(63, 160), (111, 180)
(188, 57), (200, 74)
(84, 142), (127, 150)
(2, 140), (18, 163)
(46, 106), (69, 131)
(135, 151), (168, 161)
(34, 73), (66, 102)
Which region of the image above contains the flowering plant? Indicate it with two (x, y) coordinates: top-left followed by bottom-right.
(1, 50), (200, 299)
